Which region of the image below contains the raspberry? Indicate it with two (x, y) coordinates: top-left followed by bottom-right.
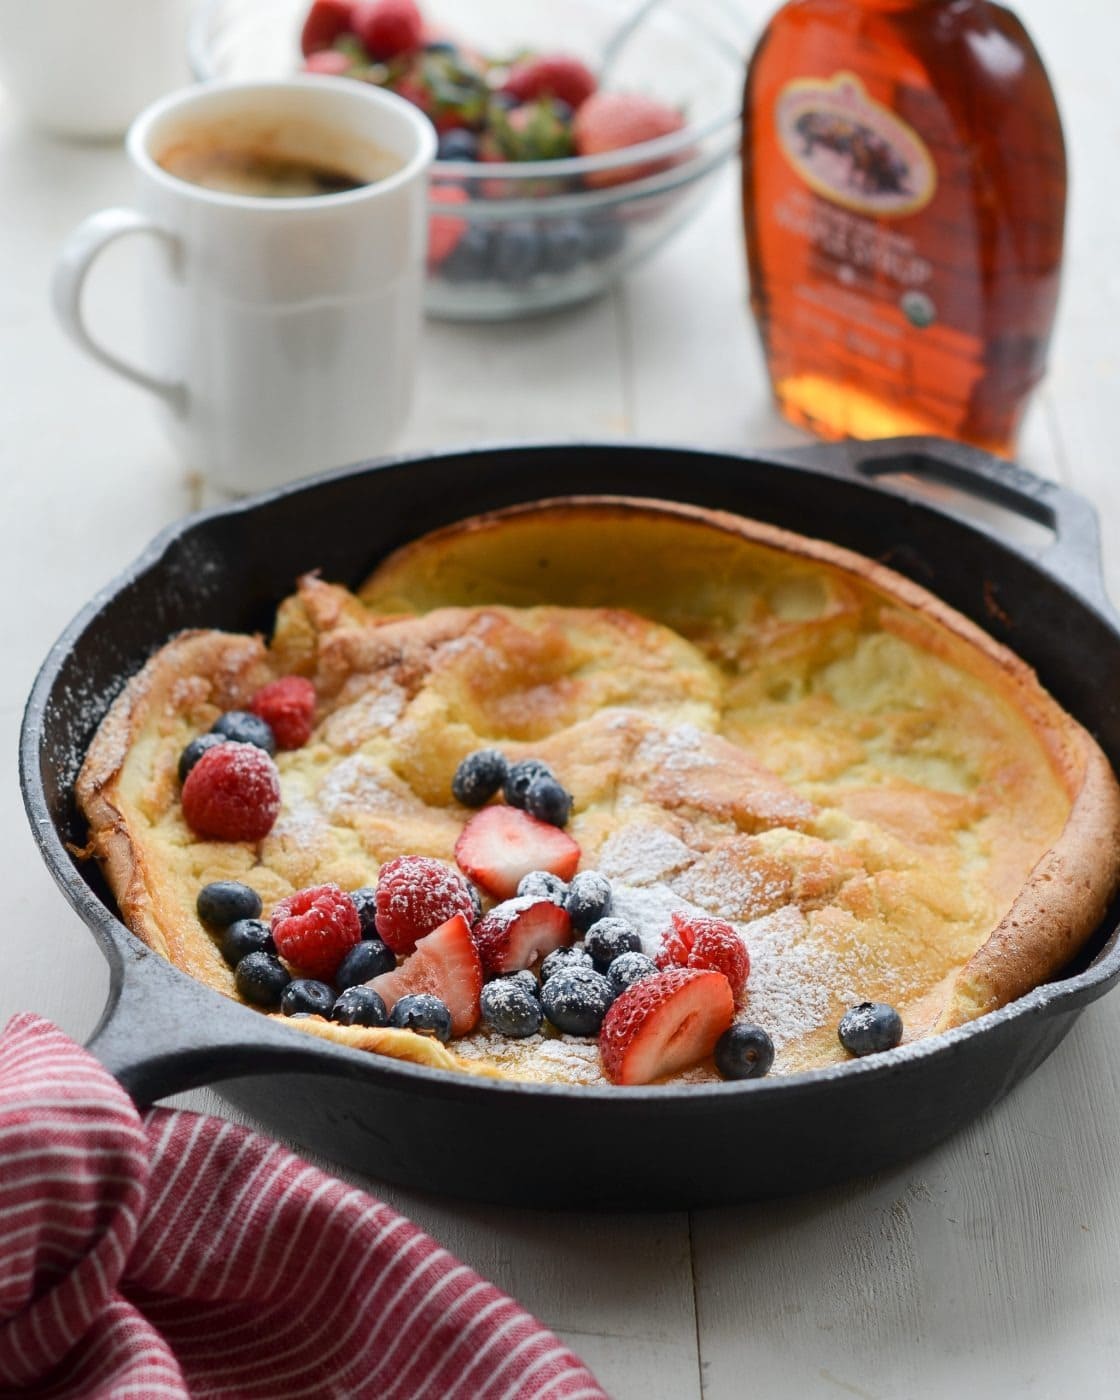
(250, 676), (317, 751)
(374, 856), (477, 955)
(271, 883), (362, 981)
(180, 742), (281, 842)
(655, 912), (750, 997)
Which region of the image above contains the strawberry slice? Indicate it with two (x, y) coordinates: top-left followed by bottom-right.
(368, 913), (482, 1036)
(599, 968), (734, 1086)
(455, 806), (580, 900)
(473, 897), (573, 977)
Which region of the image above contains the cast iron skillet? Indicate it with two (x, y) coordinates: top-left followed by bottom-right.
(19, 438), (1120, 1209)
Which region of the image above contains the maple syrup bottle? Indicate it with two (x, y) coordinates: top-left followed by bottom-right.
(741, 0), (1066, 456)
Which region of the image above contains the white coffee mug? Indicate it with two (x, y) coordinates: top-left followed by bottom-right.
(52, 77), (437, 494)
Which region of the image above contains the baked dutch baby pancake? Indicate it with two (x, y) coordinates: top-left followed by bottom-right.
(76, 497), (1120, 1086)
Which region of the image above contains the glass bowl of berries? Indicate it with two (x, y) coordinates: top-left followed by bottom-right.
(189, 0), (748, 318)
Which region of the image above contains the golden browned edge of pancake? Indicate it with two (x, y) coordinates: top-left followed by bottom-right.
(74, 629), (501, 1076)
(361, 495), (1120, 1030)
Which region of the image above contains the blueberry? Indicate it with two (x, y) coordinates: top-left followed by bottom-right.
(715, 1023), (775, 1080)
(564, 871), (612, 933)
(437, 128), (479, 161)
(452, 748), (509, 807)
(335, 938), (395, 989)
(540, 219), (589, 274)
(221, 918), (276, 967)
(178, 732), (226, 782)
(480, 978), (543, 1037)
(517, 870), (568, 905)
(583, 215), (626, 261)
(492, 223), (541, 284)
(390, 993), (453, 1042)
(348, 886), (379, 938)
(585, 917), (642, 971)
(539, 945), (593, 985)
(210, 710), (277, 755)
(838, 1002), (903, 1057)
(235, 951), (290, 1008)
(332, 985), (389, 1028)
(511, 968), (541, 999)
(440, 226), (493, 283)
(607, 951), (659, 996)
(550, 99), (574, 122)
(541, 967), (614, 1036)
(503, 758), (553, 809)
(281, 979), (335, 1018)
(491, 91), (519, 111)
(196, 880), (262, 929)
(424, 39), (458, 55)
(525, 774), (573, 827)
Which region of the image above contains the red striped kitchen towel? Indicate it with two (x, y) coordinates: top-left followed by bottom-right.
(0, 1013), (606, 1400)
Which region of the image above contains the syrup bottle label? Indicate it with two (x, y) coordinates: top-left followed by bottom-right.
(775, 72), (937, 217)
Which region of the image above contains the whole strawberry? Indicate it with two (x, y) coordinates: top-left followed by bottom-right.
(656, 912), (750, 998)
(374, 855), (478, 954)
(301, 0), (356, 56)
(502, 55), (597, 111)
(352, 0), (423, 60)
(250, 676), (317, 751)
(573, 91), (685, 188)
(181, 742), (281, 842)
(271, 883), (362, 981)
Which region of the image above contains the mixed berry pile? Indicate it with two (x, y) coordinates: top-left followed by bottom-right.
(299, 0), (688, 286)
(181, 681), (904, 1084)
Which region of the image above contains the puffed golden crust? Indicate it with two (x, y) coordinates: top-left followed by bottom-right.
(76, 497), (1120, 1082)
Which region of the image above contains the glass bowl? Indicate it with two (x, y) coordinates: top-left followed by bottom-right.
(189, 0), (747, 319)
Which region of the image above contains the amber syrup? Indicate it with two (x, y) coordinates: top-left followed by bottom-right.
(742, 0), (1066, 456)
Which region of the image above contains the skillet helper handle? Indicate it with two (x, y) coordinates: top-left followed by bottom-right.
(785, 436), (1114, 619)
(86, 939), (323, 1108)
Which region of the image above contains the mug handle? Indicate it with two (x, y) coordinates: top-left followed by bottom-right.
(51, 208), (187, 408)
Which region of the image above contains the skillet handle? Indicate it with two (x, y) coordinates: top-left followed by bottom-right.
(86, 936), (328, 1108)
(776, 436), (1114, 618)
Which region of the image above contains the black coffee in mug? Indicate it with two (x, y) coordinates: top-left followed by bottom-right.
(157, 139), (380, 197)
(155, 117), (401, 198)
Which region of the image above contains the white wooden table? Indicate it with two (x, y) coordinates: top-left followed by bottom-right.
(3, 3), (1119, 1395)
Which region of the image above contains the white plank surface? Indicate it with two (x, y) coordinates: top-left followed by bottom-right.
(2, 2), (1119, 1397)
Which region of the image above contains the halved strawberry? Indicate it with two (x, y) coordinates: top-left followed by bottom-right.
(599, 968), (733, 1085)
(367, 913), (482, 1036)
(455, 806), (580, 900)
(473, 897), (573, 976)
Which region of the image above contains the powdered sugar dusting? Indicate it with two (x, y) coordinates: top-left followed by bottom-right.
(607, 881), (699, 958)
(317, 756), (418, 819)
(740, 907), (851, 1048)
(597, 825), (695, 885)
(671, 857), (788, 922)
(637, 723), (719, 772)
(456, 1031), (607, 1085)
(323, 676), (406, 749)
